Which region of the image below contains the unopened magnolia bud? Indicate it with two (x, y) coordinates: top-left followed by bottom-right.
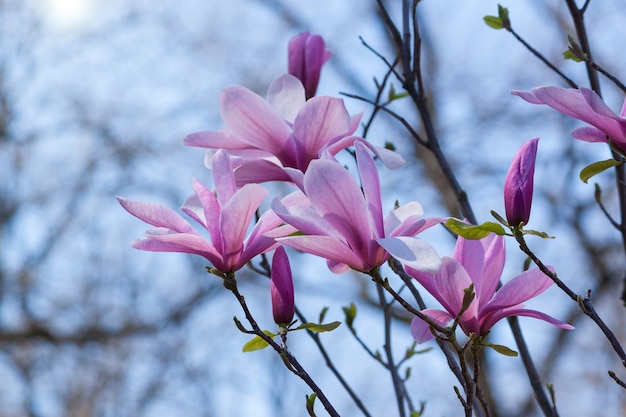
(270, 246), (295, 325)
(504, 138), (539, 226)
(288, 32), (331, 99)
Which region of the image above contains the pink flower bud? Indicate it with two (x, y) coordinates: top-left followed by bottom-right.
(270, 246), (295, 325)
(504, 138), (539, 226)
(288, 32), (331, 99)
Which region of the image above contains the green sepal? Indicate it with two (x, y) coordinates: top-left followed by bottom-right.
(293, 321), (341, 333)
(484, 343), (519, 357)
(579, 159), (621, 183)
(242, 330), (276, 352)
(461, 284), (476, 314)
(445, 218), (507, 239)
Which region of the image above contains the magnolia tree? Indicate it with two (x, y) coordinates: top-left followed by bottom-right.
(118, 2), (626, 416)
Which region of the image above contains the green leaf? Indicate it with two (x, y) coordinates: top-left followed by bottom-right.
(242, 330), (276, 352)
(563, 49), (582, 62)
(232, 316), (248, 333)
(318, 306), (329, 323)
(445, 218), (507, 240)
(306, 393), (317, 417)
(294, 321), (342, 333)
(388, 84), (409, 102)
(490, 210), (509, 226)
(498, 4), (509, 21)
(483, 15), (504, 29)
(522, 229), (554, 239)
(579, 159), (621, 183)
(484, 343), (518, 357)
(384, 141), (397, 151)
(342, 303), (357, 328)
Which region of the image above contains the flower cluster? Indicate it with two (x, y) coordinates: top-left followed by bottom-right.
(118, 32), (572, 347)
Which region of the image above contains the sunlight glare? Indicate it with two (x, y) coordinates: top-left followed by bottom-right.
(42, 0), (95, 32)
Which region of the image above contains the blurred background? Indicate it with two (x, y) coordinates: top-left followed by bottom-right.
(2, 0), (626, 416)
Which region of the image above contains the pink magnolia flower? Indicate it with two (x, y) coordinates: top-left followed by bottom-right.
(184, 74), (403, 186)
(288, 32), (332, 99)
(270, 140), (442, 274)
(117, 150), (293, 273)
(270, 246), (295, 325)
(504, 138), (539, 226)
(407, 233), (574, 343)
(512, 86), (626, 153)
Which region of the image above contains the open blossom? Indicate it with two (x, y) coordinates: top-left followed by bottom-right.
(270, 246), (295, 325)
(504, 138), (539, 226)
(117, 150), (293, 273)
(512, 86), (626, 153)
(288, 32), (332, 99)
(184, 74), (403, 186)
(270, 140), (442, 274)
(407, 233), (574, 343)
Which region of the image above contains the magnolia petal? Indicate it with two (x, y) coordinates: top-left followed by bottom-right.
(293, 96), (351, 164)
(241, 205), (298, 265)
(183, 130), (251, 150)
(117, 197), (197, 234)
(477, 234), (506, 304)
(326, 259), (351, 274)
(180, 193), (206, 229)
(266, 74), (306, 123)
(571, 126), (608, 143)
(304, 158), (370, 253)
(483, 267), (555, 313)
(511, 89), (545, 105)
(219, 184), (268, 260)
(131, 237), (221, 266)
(220, 85), (291, 154)
(384, 201), (425, 235)
(211, 150), (237, 204)
(278, 235), (367, 272)
(355, 141), (384, 238)
(232, 159), (291, 186)
(434, 257), (477, 321)
(271, 197), (344, 239)
(481, 307), (574, 333)
(516, 87), (624, 143)
(410, 310), (453, 343)
(189, 179), (222, 252)
(377, 236), (441, 273)
(452, 236), (486, 286)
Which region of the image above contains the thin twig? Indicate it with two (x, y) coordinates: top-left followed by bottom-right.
(376, 283), (408, 417)
(508, 28), (577, 88)
(295, 307), (374, 417)
(515, 233), (626, 367)
(225, 276), (341, 417)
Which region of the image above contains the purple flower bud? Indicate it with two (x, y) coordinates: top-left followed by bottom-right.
(504, 138), (539, 226)
(270, 246), (295, 325)
(288, 32), (332, 99)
